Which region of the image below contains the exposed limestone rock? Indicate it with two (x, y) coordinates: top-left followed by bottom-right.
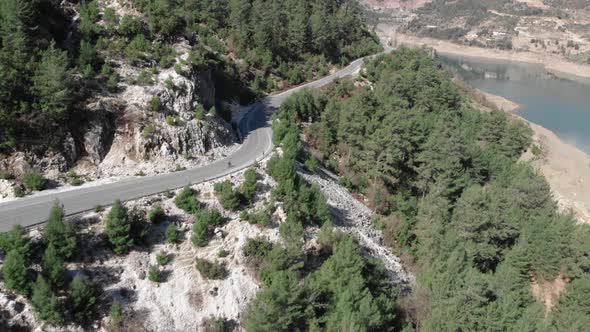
(0, 290), (36, 332)
(87, 43), (235, 177)
(158, 64), (216, 116)
(0, 138), (74, 178)
(0, 131), (75, 178)
(0, 40), (235, 199)
(0, 180), (15, 200)
(83, 109), (116, 165)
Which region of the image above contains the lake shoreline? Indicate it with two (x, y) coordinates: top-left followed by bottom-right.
(475, 88), (590, 225)
(392, 33), (590, 85)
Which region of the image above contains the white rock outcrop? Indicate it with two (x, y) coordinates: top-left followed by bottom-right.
(0, 41), (237, 198)
(299, 168), (415, 290)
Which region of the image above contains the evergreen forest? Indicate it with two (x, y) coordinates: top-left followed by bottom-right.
(268, 47), (590, 331)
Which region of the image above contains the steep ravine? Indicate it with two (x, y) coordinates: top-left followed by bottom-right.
(300, 168), (414, 289)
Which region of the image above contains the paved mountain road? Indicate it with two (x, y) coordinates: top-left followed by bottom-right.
(0, 58), (367, 231)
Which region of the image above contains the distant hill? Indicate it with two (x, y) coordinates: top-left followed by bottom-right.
(362, 0), (590, 63)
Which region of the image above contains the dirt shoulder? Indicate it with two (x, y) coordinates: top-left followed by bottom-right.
(475, 89), (590, 224)
(388, 32), (590, 82)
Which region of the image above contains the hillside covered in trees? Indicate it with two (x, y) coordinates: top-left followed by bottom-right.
(272, 48), (590, 330)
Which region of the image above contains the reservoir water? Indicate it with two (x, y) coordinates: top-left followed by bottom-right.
(439, 54), (590, 154)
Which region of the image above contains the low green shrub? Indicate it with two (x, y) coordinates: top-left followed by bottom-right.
(156, 251), (169, 266)
(148, 205), (166, 224)
(135, 69), (154, 86)
(217, 249), (230, 258)
(214, 180), (241, 211)
(242, 237), (273, 266)
(148, 265), (161, 282)
(195, 258), (227, 280)
(164, 78), (174, 90)
(142, 124), (156, 138)
(22, 171), (46, 191)
(194, 105), (206, 120)
(174, 186), (201, 213)
(0, 170), (13, 180)
(165, 223), (179, 244)
(166, 116), (184, 126)
(149, 97), (162, 112)
(202, 316), (231, 332)
(532, 144), (543, 158)
(14, 185), (25, 197)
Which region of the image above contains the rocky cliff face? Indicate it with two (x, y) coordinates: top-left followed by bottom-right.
(83, 53), (236, 178)
(0, 42), (236, 198)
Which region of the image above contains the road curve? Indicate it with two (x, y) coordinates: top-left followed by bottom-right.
(0, 58), (367, 231)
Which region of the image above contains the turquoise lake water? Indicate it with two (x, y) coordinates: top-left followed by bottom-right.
(439, 54), (590, 153)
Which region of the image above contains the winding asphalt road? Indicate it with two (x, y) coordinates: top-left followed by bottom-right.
(0, 58), (366, 231)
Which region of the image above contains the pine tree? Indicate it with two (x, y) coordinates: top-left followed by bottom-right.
(42, 243), (66, 287)
(214, 180), (241, 211)
(0, 20), (30, 145)
(313, 186), (332, 225)
(174, 186), (201, 213)
(240, 168), (258, 205)
(452, 185), (518, 272)
(286, 0), (309, 57)
(69, 275), (97, 323)
(105, 200), (134, 254)
(32, 41), (72, 117)
(79, 0), (101, 39)
(31, 275), (63, 325)
(549, 276), (590, 330)
(310, 0), (336, 56)
(228, 0), (251, 46)
(148, 205), (166, 224)
(481, 110), (508, 146)
(243, 271), (309, 332)
(191, 219), (209, 247)
(78, 39), (97, 69)
(2, 249), (29, 294)
(148, 265), (161, 282)
(0, 0), (33, 36)
(43, 201), (76, 259)
(251, 0), (273, 50)
(0, 224), (31, 257)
